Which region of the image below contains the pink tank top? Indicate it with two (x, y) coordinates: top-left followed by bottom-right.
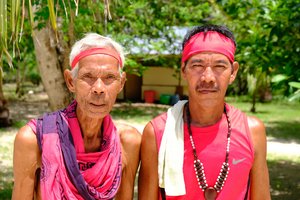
(151, 104), (254, 200)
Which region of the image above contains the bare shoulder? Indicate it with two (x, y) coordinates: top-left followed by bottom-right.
(246, 116), (267, 154)
(115, 122), (141, 147)
(140, 122), (157, 155)
(247, 115), (265, 131)
(140, 121), (157, 160)
(14, 125), (40, 166)
(247, 116), (266, 138)
(143, 122), (154, 136)
(13, 125), (40, 199)
(14, 125), (39, 152)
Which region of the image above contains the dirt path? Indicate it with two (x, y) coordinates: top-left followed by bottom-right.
(267, 137), (300, 158)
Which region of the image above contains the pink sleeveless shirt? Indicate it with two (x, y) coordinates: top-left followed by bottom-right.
(151, 104), (254, 200)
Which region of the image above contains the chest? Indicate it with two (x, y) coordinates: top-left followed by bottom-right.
(167, 126), (253, 199)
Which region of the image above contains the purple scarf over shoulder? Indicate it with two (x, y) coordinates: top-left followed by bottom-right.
(36, 101), (122, 200)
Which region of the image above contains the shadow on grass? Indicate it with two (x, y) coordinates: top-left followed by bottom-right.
(266, 120), (300, 142)
(268, 159), (300, 200)
(0, 164), (13, 200)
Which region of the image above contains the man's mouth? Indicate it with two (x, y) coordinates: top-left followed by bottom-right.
(90, 102), (106, 107)
(196, 89), (217, 93)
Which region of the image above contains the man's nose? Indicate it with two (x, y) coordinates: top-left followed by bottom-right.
(200, 67), (216, 83)
(92, 78), (105, 95)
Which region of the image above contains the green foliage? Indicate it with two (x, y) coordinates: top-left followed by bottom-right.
(2, 0), (300, 101)
(216, 0), (300, 97)
(289, 82), (300, 89)
(123, 57), (147, 76)
(271, 74), (289, 83)
(288, 81), (300, 101)
(104, 1), (213, 73)
(28, 72), (41, 85)
(12, 120), (27, 128)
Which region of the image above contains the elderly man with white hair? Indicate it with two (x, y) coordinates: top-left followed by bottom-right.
(12, 33), (141, 200)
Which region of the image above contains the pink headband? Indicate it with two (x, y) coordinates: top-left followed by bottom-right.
(71, 47), (122, 69)
(182, 31), (236, 63)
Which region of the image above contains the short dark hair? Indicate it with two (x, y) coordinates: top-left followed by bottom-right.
(182, 24), (237, 52)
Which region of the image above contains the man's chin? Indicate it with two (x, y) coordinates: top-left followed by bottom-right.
(85, 108), (110, 119)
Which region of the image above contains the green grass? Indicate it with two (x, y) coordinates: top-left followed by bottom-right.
(268, 158), (300, 200)
(111, 103), (170, 124)
(0, 127), (15, 200)
(227, 97), (300, 142)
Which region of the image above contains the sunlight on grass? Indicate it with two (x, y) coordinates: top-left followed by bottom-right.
(226, 97), (300, 141)
(268, 153), (300, 163)
(0, 128), (15, 199)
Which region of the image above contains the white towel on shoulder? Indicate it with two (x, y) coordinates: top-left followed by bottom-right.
(158, 100), (187, 196)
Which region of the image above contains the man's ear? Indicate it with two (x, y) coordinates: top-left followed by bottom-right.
(64, 69), (76, 93)
(229, 61), (239, 84)
(119, 72), (126, 93)
(181, 62), (187, 80)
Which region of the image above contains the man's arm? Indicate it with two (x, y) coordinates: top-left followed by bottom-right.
(138, 122), (159, 200)
(12, 125), (41, 200)
(115, 123), (141, 200)
(247, 116), (271, 200)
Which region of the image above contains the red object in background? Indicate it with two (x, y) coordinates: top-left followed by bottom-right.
(144, 90), (156, 103)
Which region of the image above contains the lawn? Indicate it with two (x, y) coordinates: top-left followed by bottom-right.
(226, 97), (300, 142)
(0, 95), (300, 199)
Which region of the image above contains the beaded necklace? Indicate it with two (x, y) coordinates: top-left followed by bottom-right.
(186, 102), (231, 200)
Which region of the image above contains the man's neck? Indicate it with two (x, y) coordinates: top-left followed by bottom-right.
(186, 100), (225, 127)
(76, 107), (103, 152)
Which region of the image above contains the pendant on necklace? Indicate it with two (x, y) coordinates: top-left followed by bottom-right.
(204, 187), (217, 200)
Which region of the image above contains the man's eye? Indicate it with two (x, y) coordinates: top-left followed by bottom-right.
(216, 65), (225, 68)
(106, 74), (116, 80)
(82, 75), (93, 80)
(191, 64), (203, 68)
(215, 65), (227, 70)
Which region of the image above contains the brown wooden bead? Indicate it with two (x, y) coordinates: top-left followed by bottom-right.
(204, 187), (218, 200)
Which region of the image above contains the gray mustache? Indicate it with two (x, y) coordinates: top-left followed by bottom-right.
(195, 84), (218, 92)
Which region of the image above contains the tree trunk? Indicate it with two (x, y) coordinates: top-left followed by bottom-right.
(15, 59), (26, 97)
(33, 24), (72, 111)
(0, 70), (11, 127)
(251, 90), (256, 113)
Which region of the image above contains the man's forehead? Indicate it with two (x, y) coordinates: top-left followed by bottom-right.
(188, 52), (230, 63)
(79, 64), (119, 74)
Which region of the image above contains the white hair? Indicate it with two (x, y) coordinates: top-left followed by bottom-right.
(69, 33), (125, 78)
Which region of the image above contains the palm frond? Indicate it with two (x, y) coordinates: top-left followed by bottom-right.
(47, 0), (57, 32)
(28, 0), (34, 36)
(0, 0), (10, 68)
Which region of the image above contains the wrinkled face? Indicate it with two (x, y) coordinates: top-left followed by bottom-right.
(182, 52), (238, 104)
(67, 53), (125, 119)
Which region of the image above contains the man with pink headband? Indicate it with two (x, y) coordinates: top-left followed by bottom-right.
(139, 25), (271, 200)
(12, 33), (141, 200)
